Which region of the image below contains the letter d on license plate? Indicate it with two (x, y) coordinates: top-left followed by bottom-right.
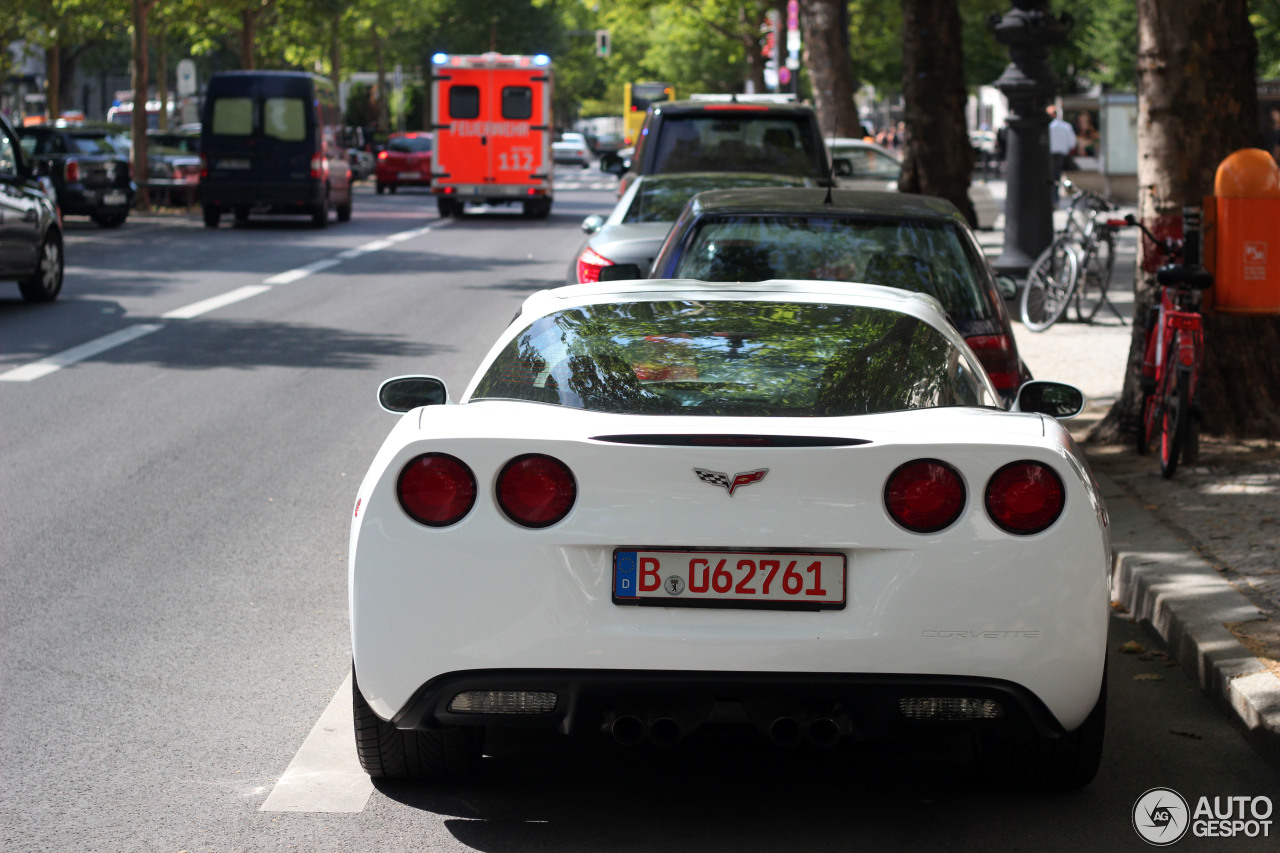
(613, 548), (845, 611)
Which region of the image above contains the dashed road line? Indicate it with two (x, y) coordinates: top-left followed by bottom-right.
(1, 225), (435, 383)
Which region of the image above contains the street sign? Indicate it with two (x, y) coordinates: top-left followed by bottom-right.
(176, 59), (197, 97)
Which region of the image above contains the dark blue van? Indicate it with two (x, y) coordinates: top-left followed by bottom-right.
(200, 71), (353, 228)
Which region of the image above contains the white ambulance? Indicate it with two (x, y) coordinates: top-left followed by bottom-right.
(430, 52), (554, 218)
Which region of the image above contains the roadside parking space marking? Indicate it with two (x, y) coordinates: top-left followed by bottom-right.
(0, 324), (164, 382)
(260, 672), (373, 813)
(2, 224), (437, 382)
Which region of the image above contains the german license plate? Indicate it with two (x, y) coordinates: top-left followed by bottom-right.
(398, 171), (421, 179)
(613, 549), (846, 610)
(102, 191), (127, 206)
(219, 158), (250, 169)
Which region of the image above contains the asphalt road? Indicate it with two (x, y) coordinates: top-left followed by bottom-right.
(2, 180), (1276, 852)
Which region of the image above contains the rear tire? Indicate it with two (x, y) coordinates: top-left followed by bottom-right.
(92, 212), (127, 228)
(18, 232), (63, 302)
(1074, 234), (1114, 323)
(376, 183), (386, 195)
(336, 197), (352, 223)
(312, 196), (330, 228)
(982, 668), (1106, 790)
(1020, 238), (1079, 332)
(202, 205), (220, 228)
(234, 206), (250, 225)
(351, 670), (482, 782)
(1161, 369), (1191, 479)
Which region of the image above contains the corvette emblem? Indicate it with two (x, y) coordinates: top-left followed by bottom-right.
(694, 467), (769, 496)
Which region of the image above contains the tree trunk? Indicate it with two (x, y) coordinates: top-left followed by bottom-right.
(132, 0), (152, 211)
(241, 9), (256, 70)
(897, 0), (975, 226)
(329, 13), (342, 90)
(45, 43), (60, 120)
(372, 27), (389, 136)
(1088, 0), (1278, 443)
(155, 20), (169, 132)
(799, 0), (859, 138)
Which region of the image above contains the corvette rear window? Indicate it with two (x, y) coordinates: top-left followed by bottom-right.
(470, 301), (991, 416)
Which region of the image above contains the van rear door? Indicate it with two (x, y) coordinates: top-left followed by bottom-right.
(204, 79), (260, 195)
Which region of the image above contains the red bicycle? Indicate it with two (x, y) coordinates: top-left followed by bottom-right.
(1126, 212), (1214, 478)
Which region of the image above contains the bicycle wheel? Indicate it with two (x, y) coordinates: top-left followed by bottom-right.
(1074, 233), (1115, 323)
(1021, 238), (1080, 332)
(1160, 368), (1191, 479)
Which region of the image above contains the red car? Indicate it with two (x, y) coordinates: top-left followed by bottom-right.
(375, 132), (433, 194)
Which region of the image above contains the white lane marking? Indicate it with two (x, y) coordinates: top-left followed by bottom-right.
(260, 672), (373, 813)
(0, 324), (164, 382)
(162, 285), (273, 320)
(3, 225), (435, 382)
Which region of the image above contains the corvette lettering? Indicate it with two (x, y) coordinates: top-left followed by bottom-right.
(922, 630), (1041, 639)
(693, 467), (769, 496)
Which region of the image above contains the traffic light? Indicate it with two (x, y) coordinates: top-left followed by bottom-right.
(595, 29), (610, 58)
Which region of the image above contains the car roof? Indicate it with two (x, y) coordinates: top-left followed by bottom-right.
(654, 98), (817, 117)
(682, 187), (966, 224)
(521, 278), (949, 324)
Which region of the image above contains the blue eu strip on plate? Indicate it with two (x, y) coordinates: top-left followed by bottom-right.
(615, 550), (637, 598)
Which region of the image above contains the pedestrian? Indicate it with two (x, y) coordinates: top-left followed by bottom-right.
(1074, 111), (1099, 157)
(1047, 105), (1076, 202)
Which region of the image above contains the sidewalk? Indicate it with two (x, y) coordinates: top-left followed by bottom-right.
(978, 179), (1280, 765)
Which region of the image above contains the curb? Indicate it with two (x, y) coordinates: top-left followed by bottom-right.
(1099, 471), (1280, 767)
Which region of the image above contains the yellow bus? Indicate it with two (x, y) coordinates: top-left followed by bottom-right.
(623, 82), (674, 146)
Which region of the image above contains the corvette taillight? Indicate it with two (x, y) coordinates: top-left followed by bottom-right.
(985, 461), (1065, 534)
(884, 459), (965, 533)
(496, 454), (576, 528)
(64, 158), (80, 183)
(965, 334), (1019, 394)
(397, 453), (476, 527)
(576, 247), (614, 283)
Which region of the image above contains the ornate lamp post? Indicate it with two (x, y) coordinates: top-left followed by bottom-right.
(988, 1), (1072, 278)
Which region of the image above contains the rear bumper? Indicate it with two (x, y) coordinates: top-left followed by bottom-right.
(432, 183), (551, 204)
(200, 178), (325, 209)
(387, 667), (1075, 742)
(59, 182), (136, 215)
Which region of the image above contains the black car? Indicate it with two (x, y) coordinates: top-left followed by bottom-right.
(637, 188), (1031, 402)
(0, 113), (64, 301)
(17, 122), (136, 227)
(615, 97), (831, 193)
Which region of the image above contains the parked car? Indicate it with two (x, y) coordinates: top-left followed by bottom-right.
(616, 97), (831, 194)
(586, 131), (624, 155)
(199, 71), (353, 228)
(141, 129), (202, 206)
(639, 188), (1030, 401)
(349, 277), (1107, 789)
(349, 147), (375, 181)
(569, 171), (813, 284)
(552, 131), (590, 168)
(0, 112), (64, 301)
(374, 132), (432, 193)
(827, 137), (1001, 230)
(16, 121), (136, 227)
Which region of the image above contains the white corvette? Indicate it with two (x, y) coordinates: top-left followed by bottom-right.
(349, 279), (1111, 788)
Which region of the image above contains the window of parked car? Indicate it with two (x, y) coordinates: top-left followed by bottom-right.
(622, 175), (807, 224)
(648, 115), (820, 177)
(502, 87), (533, 120)
(212, 98), (254, 135)
(449, 86), (481, 119)
(832, 148), (901, 180)
(670, 216), (988, 321)
(387, 135), (433, 153)
(470, 300), (991, 416)
(0, 129), (15, 176)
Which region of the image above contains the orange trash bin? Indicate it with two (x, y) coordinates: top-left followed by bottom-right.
(1209, 148), (1280, 314)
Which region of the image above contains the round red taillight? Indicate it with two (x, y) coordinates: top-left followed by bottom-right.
(397, 453), (476, 527)
(985, 461), (1065, 535)
(884, 459), (966, 533)
(496, 454), (576, 528)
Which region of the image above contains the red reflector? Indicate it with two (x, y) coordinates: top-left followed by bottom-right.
(884, 460), (965, 533)
(397, 453), (477, 527)
(497, 454), (576, 528)
(965, 334), (1019, 393)
(985, 461), (1065, 535)
(576, 246), (614, 283)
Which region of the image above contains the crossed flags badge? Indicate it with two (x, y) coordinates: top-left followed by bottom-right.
(693, 468), (769, 497)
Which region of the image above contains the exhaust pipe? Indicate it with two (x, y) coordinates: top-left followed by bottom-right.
(648, 717), (683, 748)
(610, 714), (646, 746)
(808, 717), (841, 748)
(768, 716), (804, 747)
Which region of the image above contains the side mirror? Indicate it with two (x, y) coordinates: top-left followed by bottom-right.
(598, 263), (644, 282)
(581, 214), (605, 234)
(995, 274), (1018, 301)
(378, 375), (448, 413)
(599, 154), (625, 176)
(1011, 380), (1085, 419)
